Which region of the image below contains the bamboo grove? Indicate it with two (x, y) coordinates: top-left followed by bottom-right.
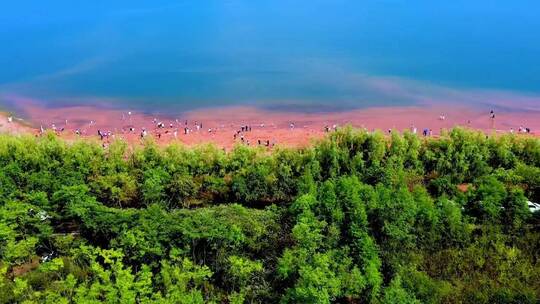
(1, 128), (539, 303)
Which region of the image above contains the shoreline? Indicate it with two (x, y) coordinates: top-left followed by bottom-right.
(2, 102), (540, 148)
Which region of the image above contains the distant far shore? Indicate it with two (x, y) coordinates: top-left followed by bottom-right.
(1, 103), (540, 149)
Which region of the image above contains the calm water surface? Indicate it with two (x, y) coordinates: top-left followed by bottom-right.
(1, 0), (539, 113)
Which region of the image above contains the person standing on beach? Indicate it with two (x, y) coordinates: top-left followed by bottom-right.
(489, 110), (496, 129)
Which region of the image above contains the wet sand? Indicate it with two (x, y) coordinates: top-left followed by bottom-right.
(2, 102), (540, 149)
(0, 112), (33, 135)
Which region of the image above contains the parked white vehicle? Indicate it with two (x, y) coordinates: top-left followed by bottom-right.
(527, 201), (540, 213)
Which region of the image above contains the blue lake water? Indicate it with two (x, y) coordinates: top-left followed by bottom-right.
(1, 0), (539, 113)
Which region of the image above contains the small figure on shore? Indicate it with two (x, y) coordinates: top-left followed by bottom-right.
(7, 116), (13, 123)
(489, 110), (496, 128)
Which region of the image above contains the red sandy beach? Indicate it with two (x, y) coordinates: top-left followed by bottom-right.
(2, 103), (540, 149)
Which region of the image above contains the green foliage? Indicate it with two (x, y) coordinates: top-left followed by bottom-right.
(1, 129), (539, 303)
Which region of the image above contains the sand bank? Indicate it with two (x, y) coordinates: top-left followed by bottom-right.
(2, 103), (540, 149)
(0, 111), (33, 135)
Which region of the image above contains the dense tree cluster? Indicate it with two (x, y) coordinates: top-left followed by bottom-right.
(0, 128), (539, 303)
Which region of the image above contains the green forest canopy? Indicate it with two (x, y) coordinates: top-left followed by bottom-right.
(0, 127), (539, 303)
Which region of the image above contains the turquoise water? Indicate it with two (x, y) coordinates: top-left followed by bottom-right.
(1, 1), (539, 113)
